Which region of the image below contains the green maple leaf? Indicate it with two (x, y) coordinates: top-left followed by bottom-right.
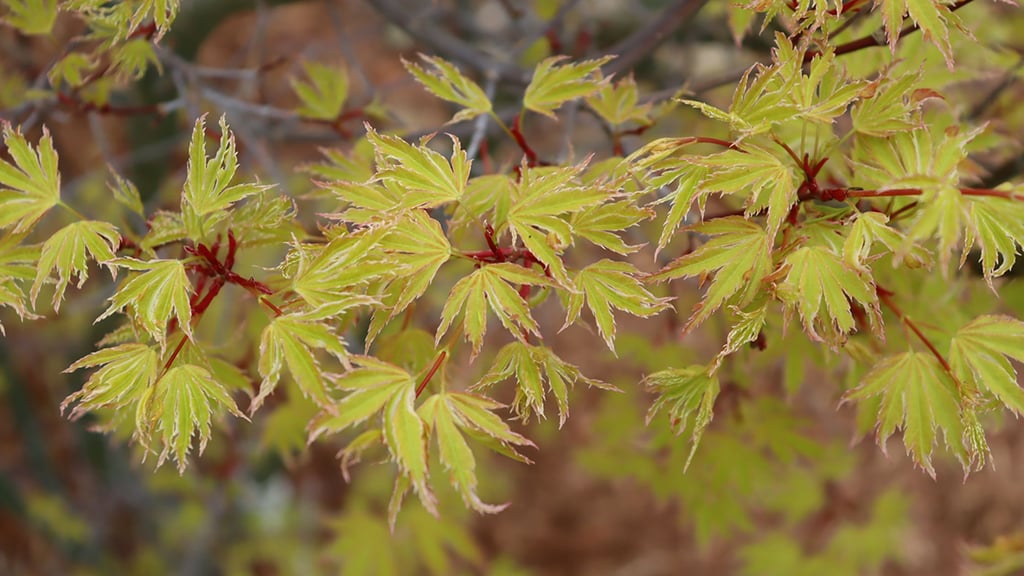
(644, 365), (720, 471)
(2, 0), (58, 35)
(777, 245), (880, 347)
(569, 200), (652, 255)
(403, 54), (492, 124)
(523, 55), (611, 119)
(152, 364), (246, 472)
(696, 144), (797, 240)
(419, 392), (523, 513)
(648, 217), (772, 334)
(366, 127), (470, 209)
(181, 115), (272, 241)
(584, 74), (653, 127)
(309, 355), (436, 514)
(476, 341), (609, 426)
(964, 196), (1024, 284)
(31, 220), (120, 312)
(0, 232), (40, 334)
(843, 352), (967, 477)
(0, 124), (60, 233)
(562, 259), (671, 353)
(291, 61), (349, 121)
(367, 211), (452, 346)
(876, 0), (964, 68)
(96, 258), (193, 345)
(435, 263), (553, 357)
(949, 315), (1024, 416)
(62, 343), (160, 420)
(288, 226), (391, 308)
(506, 161), (609, 286)
(256, 312), (352, 410)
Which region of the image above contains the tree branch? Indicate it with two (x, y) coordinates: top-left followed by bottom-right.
(602, 0), (711, 78)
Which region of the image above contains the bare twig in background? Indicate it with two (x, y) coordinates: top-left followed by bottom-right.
(602, 0), (711, 78)
(369, 0), (531, 85)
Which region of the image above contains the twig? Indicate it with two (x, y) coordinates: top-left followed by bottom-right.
(602, 0), (711, 78)
(369, 0), (530, 85)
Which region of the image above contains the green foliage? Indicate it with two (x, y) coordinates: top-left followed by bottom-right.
(8, 1), (1024, 571)
(0, 124), (60, 233)
(291, 61), (349, 121)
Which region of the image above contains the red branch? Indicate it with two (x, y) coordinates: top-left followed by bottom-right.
(415, 351), (447, 398)
(877, 286), (963, 392)
(807, 0), (976, 61)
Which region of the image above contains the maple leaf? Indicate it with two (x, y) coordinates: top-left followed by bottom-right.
(949, 315), (1024, 416)
(255, 312), (353, 410)
(645, 365), (720, 471)
(96, 258), (193, 345)
(31, 220), (120, 312)
(523, 55), (612, 119)
(403, 54), (492, 124)
(419, 391), (532, 513)
(506, 161), (608, 286)
(843, 352), (967, 477)
(476, 341), (610, 426)
(291, 61), (349, 121)
(0, 124), (61, 233)
(366, 211), (452, 346)
(435, 263), (553, 357)
(562, 259), (671, 353)
(776, 245), (880, 346)
(152, 364), (246, 472)
(648, 217), (772, 334)
(696, 144), (797, 239)
(181, 115), (272, 241)
(366, 127), (470, 209)
(62, 343), (160, 420)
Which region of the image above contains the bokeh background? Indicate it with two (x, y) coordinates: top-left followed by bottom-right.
(3, 1), (1024, 574)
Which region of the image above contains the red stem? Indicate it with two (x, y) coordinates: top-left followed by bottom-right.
(415, 351), (447, 398)
(877, 287), (963, 391)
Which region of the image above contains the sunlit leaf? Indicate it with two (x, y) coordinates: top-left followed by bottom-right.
(436, 263), (552, 357)
(32, 220), (120, 311)
(152, 364), (245, 472)
(0, 124), (60, 233)
(562, 259), (671, 352)
(648, 217), (772, 334)
(843, 352), (967, 477)
(644, 365), (720, 471)
(255, 313), (351, 410)
(291, 61), (349, 121)
(523, 55), (612, 119)
(403, 54), (492, 124)
(96, 258), (193, 344)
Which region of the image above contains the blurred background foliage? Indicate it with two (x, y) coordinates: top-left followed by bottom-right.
(4, 0), (1024, 574)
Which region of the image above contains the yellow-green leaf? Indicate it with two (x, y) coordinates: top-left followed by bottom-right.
(62, 343), (160, 419)
(2, 0), (58, 35)
(0, 124), (60, 233)
(649, 217), (772, 334)
(291, 61), (349, 121)
(32, 220), (119, 311)
(255, 313), (350, 410)
(96, 258), (193, 344)
(182, 115), (272, 240)
(366, 127), (470, 209)
(436, 263), (552, 357)
(843, 352), (967, 477)
(563, 259), (671, 352)
(152, 364), (245, 472)
(403, 54), (492, 124)
(523, 55), (612, 119)
(644, 365), (720, 471)
(950, 315), (1024, 417)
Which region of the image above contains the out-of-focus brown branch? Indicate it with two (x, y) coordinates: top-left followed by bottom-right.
(601, 0), (711, 78)
(368, 0), (531, 85)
